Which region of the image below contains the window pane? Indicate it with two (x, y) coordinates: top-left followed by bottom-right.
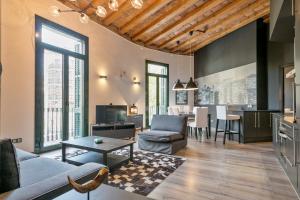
(68, 57), (84, 139)
(148, 63), (167, 75)
(42, 25), (85, 55)
(148, 76), (157, 126)
(159, 77), (168, 115)
(43, 49), (63, 146)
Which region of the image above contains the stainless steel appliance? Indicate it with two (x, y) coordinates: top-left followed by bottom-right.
(277, 121), (298, 167)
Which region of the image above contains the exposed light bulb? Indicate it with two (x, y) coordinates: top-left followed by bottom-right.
(79, 13), (89, 24)
(131, 0), (143, 9)
(96, 6), (107, 18)
(49, 6), (61, 17)
(108, 0), (119, 11)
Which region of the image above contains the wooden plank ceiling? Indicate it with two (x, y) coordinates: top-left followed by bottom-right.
(56, 0), (270, 55)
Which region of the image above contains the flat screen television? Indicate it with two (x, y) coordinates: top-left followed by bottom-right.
(96, 105), (128, 124)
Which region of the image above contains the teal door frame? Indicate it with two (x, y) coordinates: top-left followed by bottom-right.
(34, 16), (89, 153)
(145, 60), (169, 127)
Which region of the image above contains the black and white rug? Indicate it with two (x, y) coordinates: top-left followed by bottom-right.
(52, 149), (185, 196)
(108, 149), (185, 196)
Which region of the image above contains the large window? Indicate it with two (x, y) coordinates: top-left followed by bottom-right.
(145, 60), (169, 127)
(35, 16), (88, 153)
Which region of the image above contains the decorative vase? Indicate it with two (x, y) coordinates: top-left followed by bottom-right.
(68, 168), (109, 200)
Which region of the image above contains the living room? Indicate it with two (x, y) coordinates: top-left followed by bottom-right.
(1, 0), (300, 200)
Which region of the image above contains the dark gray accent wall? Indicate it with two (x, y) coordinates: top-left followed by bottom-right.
(267, 42), (294, 110)
(270, 0), (284, 39)
(270, 0), (294, 42)
(194, 21), (257, 78)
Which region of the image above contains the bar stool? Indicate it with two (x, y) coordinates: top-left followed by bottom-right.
(214, 105), (241, 144)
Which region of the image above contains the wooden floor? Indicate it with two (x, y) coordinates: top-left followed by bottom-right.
(148, 138), (299, 200)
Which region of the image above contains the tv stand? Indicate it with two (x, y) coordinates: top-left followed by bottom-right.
(91, 123), (135, 139)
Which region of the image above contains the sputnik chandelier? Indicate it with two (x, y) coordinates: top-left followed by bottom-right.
(50, 0), (144, 24)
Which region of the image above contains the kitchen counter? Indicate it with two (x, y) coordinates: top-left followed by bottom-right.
(272, 113), (299, 128)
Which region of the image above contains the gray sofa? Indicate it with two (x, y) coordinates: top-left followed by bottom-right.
(138, 115), (188, 154)
(0, 149), (106, 200)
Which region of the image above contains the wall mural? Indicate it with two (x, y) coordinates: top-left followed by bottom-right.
(194, 63), (257, 105)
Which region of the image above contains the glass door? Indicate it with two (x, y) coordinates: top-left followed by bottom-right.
(146, 60), (169, 127)
(68, 57), (85, 139)
(43, 49), (64, 147)
(148, 75), (158, 124)
(35, 16), (88, 153)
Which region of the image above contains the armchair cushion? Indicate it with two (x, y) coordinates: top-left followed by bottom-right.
(139, 130), (184, 142)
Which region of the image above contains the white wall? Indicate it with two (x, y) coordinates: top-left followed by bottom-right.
(0, 0), (194, 152)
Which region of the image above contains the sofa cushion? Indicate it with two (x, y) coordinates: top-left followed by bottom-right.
(20, 157), (75, 187)
(16, 148), (39, 162)
(2, 162), (105, 200)
(151, 115), (187, 133)
(0, 139), (20, 193)
(139, 130), (184, 142)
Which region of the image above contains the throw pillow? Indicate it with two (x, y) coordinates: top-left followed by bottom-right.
(0, 139), (20, 193)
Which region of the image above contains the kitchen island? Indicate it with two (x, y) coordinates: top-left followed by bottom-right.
(229, 110), (280, 143)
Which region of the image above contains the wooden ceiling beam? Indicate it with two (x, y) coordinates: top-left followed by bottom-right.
(131, 0), (199, 41)
(102, 0), (130, 26)
(119, 0), (172, 34)
(184, 8), (270, 54)
(159, 0), (251, 49)
(144, 0), (225, 45)
(174, 0), (268, 51)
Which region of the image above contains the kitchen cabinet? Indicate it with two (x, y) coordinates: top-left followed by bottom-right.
(233, 110), (279, 143)
(272, 114), (281, 155)
(272, 113), (299, 194)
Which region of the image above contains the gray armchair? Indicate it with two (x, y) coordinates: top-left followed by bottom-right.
(138, 115), (188, 154)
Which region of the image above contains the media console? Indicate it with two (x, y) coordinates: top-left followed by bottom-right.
(91, 123), (135, 139)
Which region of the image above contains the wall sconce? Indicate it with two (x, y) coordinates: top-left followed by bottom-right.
(129, 104), (138, 115)
(132, 77), (141, 85)
(99, 75), (108, 79)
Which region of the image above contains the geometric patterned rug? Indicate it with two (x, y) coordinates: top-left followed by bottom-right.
(53, 148), (185, 196)
(108, 149), (185, 196)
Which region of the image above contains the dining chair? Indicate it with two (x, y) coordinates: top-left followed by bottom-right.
(188, 107), (209, 140)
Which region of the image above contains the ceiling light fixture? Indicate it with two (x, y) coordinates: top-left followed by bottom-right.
(79, 13), (89, 24)
(172, 41), (185, 91)
(96, 6), (107, 18)
(173, 79), (185, 90)
(49, 6), (61, 17)
(185, 31), (198, 91)
(131, 0), (143, 9)
(50, 0), (144, 22)
(108, 0), (119, 11)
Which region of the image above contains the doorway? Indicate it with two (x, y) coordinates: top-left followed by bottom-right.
(145, 60), (169, 127)
(35, 16), (88, 153)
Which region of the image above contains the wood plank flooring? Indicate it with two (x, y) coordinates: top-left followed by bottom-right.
(148, 138), (299, 200)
